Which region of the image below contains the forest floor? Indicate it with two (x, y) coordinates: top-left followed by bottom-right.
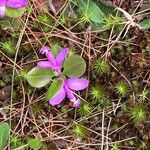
(0, 0), (150, 150)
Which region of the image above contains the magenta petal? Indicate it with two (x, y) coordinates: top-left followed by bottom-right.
(55, 48), (68, 67)
(49, 87), (66, 106)
(73, 99), (80, 108)
(0, 0), (6, 7)
(64, 83), (75, 99)
(37, 61), (55, 69)
(40, 46), (56, 66)
(66, 78), (89, 91)
(46, 52), (57, 66)
(0, 6), (6, 17)
(6, 0), (28, 8)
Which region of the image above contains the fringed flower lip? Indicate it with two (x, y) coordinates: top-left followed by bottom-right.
(0, 0), (28, 17)
(48, 78), (89, 108)
(37, 46), (68, 74)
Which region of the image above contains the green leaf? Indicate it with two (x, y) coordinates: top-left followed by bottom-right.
(26, 67), (56, 88)
(139, 19), (150, 30)
(91, 21), (104, 31)
(77, 0), (103, 23)
(45, 78), (63, 100)
(95, 0), (116, 15)
(63, 55), (86, 77)
(27, 138), (42, 150)
(0, 122), (10, 150)
(6, 7), (25, 18)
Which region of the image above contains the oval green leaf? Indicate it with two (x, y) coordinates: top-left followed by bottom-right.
(77, 0), (103, 23)
(0, 122), (10, 150)
(63, 55), (86, 77)
(26, 67), (56, 88)
(45, 78), (63, 100)
(27, 138), (42, 150)
(6, 7), (25, 18)
(139, 18), (150, 30)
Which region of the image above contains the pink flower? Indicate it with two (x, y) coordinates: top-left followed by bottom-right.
(49, 78), (89, 108)
(0, 0), (28, 17)
(38, 46), (89, 108)
(37, 46), (68, 74)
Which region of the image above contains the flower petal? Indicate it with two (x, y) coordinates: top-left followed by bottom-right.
(55, 48), (68, 67)
(49, 87), (66, 106)
(0, 0), (6, 7)
(64, 83), (75, 99)
(73, 99), (80, 108)
(66, 78), (89, 91)
(40, 46), (56, 66)
(37, 61), (54, 69)
(6, 0), (28, 8)
(0, 5), (6, 17)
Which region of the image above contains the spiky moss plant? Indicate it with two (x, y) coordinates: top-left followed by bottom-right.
(138, 89), (149, 102)
(37, 13), (54, 25)
(138, 141), (147, 150)
(0, 40), (16, 56)
(103, 14), (124, 29)
(0, 80), (6, 87)
(78, 103), (93, 116)
(132, 80), (139, 92)
(59, 14), (68, 25)
(37, 13), (54, 32)
(14, 69), (28, 83)
(10, 135), (23, 149)
(68, 48), (76, 56)
(60, 12), (78, 27)
(90, 85), (105, 101)
(129, 105), (147, 124)
(90, 85), (111, 107)
(128, 140), (134, 146)
(92, 58), (110, 75)
(97, 97), (111, 109)
(115, 81), (129, 97)
(80, 10), (92, 24)
(19, 69), (28, 79)
(72, 123), (86, 139)
(110, 144), (120, 150)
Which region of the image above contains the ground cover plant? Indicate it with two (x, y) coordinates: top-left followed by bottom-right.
(0, 0), (150, 149)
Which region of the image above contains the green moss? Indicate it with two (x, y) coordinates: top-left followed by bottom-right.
(103, 15), (124, 29)
(90, 85), (105, 100)
(78, 103), (93, 116)
(138, 89), (149, 102)
(37, 13), (54, 25)
(92, 58), (110, 75)
(115, 81), (129, 97)
(110, 144), (120, 150)
(10, 135), (23, 149)
(129, 105), (147, 124)
(0, 40), (16, 55)
(72, 123), (86, 138)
